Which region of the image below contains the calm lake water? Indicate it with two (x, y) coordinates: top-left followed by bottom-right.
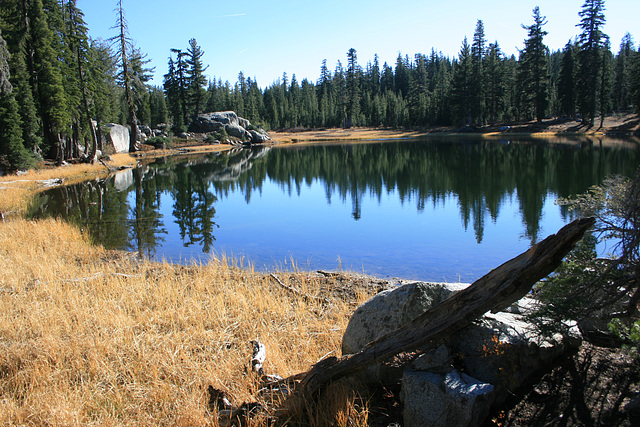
(30, 136), (640, 283)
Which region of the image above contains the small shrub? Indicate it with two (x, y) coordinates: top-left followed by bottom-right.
(146, 136), (172, 149)
(528, 169), (640, 354)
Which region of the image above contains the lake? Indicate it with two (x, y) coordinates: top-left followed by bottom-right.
(30, 136), (640, 283)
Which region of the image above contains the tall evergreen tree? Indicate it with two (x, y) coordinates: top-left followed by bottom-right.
(630, 47), (640, 112)
(517, 6), (549, 122)
(27, 0), (70, 162)
(0, 0), (43, 155)
(186, 38), (207, 125)
(0, 29), (33, 170)
(558, 40), (578, 117)
(612, 33), (635, 110)
(128, 47), (153, 126)
(345, 48), (360, 128)
(470, 20), (486, 125)
(394, 53), (410, 97)
(598, 39), (613, 128)
(63, 0), (98, 160)
(87, 38), (119, 150)
(163, 55), (184, 132)
(576, 0), (609, 126)
(452, 37), (473, 126)
(485, 42), (506, 124)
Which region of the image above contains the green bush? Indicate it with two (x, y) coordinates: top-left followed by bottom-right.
(528, 170), (640, 354)
(145, 136), (171, 148)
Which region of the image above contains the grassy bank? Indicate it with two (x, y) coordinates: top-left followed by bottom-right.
(0, 155), (375, 425)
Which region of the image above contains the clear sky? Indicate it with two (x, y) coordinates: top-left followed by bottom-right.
(76, 0), (639, 88)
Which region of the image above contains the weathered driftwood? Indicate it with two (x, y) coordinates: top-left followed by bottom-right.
(295, 217), (595, 399)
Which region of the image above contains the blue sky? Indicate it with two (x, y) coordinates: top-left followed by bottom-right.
(76, 0), (639, 88)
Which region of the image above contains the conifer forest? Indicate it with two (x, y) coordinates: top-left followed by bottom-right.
(1, 0), (639, 171)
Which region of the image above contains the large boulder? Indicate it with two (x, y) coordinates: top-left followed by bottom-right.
(341, 281), (468, 355)
(193, 111), (271, 145)
(341, 281), (582, 426)
(225, 123), (251, 141)
(401, 369), (495, 427)
(103, 123), (129, 153)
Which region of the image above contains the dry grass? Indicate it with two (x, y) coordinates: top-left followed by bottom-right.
(0, 154), (137, 217)
(0, 216), (374, 425)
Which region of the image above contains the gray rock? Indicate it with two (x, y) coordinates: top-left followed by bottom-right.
(225, 123), (250, 141)
(411, 344), (452, 372)
(401, 369), (494, 427)
(139, 124), (152, 136)
(341, 282), (468, 355)
(450, 310), (581, 403)
(249, 129), (271, 144)
(193, 111), (270, 145)
(197, 111), (240, 128)
(238, 117), (250, 129)
(103, 123), (129, 153)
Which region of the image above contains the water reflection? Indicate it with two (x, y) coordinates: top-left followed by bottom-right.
(29, 138), (640, 281)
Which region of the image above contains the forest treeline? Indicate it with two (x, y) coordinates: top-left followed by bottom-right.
(1, 0), (640, 171)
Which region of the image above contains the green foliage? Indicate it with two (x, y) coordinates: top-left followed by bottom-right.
(529, 170), (640, 353)
(211, 127), (228, 142)
(145, 136), (171, 148)
(517, 7), (549, 122)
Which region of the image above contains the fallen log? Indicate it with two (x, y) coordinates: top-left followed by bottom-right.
(295, 217), (595, 400)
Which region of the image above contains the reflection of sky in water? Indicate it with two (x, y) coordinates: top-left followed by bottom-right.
(34, 140), (639, 284)
(153, 176), (569, 283)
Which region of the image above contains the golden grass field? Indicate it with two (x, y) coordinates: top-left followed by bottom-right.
(0, 153), (375, 425)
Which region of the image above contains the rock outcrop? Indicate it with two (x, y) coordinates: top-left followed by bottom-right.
(192, 111), (271, 145)
(102, 123), (129, 153)
(341, 281), (582, 427)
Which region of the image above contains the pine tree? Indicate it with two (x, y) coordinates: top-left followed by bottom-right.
(394, 53), (410, 97)
(149, 85), (167, 127)
(163, 55), (184, 132)
(576, 0), (608, 126)
(485, 42), (506, 124)
(0, 29), (33, 170)
(408, 53), (429, 126)
(630, 47), (640, 112)
(27, 0), (70, 162)
(87, 38), (118, 151)
(470, 20), (486, 125)
(558, 40), (578, 117)
(63, 0), (98, 160)
(612, 33), (635, 110)
(186, 38), (207, 126)
(346, 48), (360, 128)
(598, 39), (613, 128)
(517, 6), (549, 122)
(0, 0), (43, 155)
(452, 37), (473, 127)
(128, 47), (153, 126)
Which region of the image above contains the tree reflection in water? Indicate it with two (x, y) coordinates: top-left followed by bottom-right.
(29, 138), (640, 279)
